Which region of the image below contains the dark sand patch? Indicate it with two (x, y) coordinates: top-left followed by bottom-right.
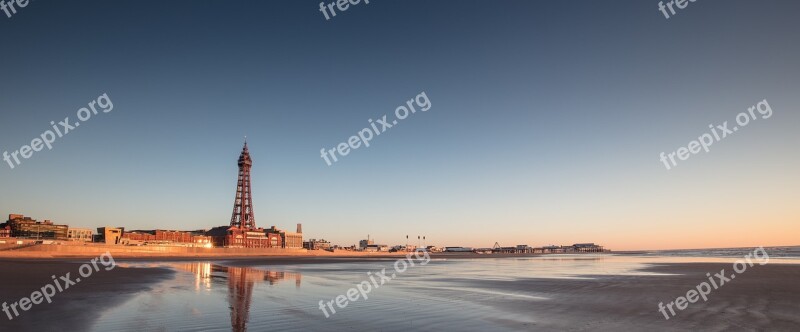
(0, 260), (174, 332)
(438, 262), (800, 331)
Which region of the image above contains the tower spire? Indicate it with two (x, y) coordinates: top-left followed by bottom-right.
(230, 140), (256, 230)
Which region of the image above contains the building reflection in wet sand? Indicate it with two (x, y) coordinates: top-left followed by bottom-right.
(176, 263), (301, 331)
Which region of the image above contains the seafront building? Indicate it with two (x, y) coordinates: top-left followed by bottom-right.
(444, 247), (474, 252)
(572, 243), (606, 252)
(359, 238), (374, 250)
(533, 243), (606, 253)
(67, 228), (94, 242)
(266, 224), (303, 249)
(364, 244), (389, 252)
(304, 238), (331, 251)
(281, 228), (304, 249)
(2, 214), (69, 240)
(0, 225), (11, 238)
(122, 230), (212, 247)
(357, 237), (388, 252)
(96, 227), (125, 244)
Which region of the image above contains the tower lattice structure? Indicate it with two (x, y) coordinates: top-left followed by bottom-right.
(230, 141), (257, 230)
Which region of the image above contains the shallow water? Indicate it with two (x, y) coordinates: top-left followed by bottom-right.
(90, 253), (800, 331)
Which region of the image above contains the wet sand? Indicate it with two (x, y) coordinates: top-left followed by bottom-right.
(0, 241), (559, 260)
(0, 245), (420, 259)
(461, 263), (800, 330)
(120, 252), (548, 264)
(0, 260), (173, 332)
(0, 249), (552, 262)
(1, 259), (798, 331)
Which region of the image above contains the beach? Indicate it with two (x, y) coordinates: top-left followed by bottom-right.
(1, 254), (799, 331)
(2, 0), (798, 331)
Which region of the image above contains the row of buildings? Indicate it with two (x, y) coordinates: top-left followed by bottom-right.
(2, 214), (606, 253)
(96, 224), (304, 249)
(463, 243), (607, 254)
(0, 214), (304, 249)
(0, 214), (93, 242)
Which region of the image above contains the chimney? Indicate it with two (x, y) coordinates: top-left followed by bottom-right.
(296, 223), (302, 233)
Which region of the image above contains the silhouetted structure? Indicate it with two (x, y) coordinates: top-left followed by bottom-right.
(230, 141), (256, 230)
(208, 141), (280, 248)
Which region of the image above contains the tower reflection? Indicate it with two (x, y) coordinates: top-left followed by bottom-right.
(176, 262), (302, 332)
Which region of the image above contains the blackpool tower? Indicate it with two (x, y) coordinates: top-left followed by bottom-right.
(230, 140), (257, 230)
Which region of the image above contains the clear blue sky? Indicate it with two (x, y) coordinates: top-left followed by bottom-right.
(1, 0), (798, 250)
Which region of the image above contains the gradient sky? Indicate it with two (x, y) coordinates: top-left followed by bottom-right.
(1, 0), (798, 250)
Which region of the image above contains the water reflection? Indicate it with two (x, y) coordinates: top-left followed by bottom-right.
(176, 263), (301, 332)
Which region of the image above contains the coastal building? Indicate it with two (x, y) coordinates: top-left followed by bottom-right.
(4, 214), (68, 240)
(122, 229), (212, 247)
(304, 238), (331, 251)
(571, 243), (605, 252)
(489, 242), (535, 254)
(364, 244), (389, 252)
(444, 247), (473, 252)
(281, 231), (303, 249)
(332, 245), (355, 251)
(533, 243), (607, 253)
(474, 248), (494, 254)
(535, 245), (564, 253)
(96, 227), (125, 244)
(207, 226), (281, 248)
(0, 225), (11, 238)
(282, 224), (304, 249)
(67, 228), (94, 242)
(264, 224), (303, 249)
(358, 237), (374, 250)
(516, 245), (534, 253)
(391, 245), (417, 252)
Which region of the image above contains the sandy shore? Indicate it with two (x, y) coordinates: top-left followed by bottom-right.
(1, 258), (797, 331)
(0, 244), (550, 260)
(0, 260), (173, 332)
(0, 242), (425, 259)
(475, 262), (800, 330)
